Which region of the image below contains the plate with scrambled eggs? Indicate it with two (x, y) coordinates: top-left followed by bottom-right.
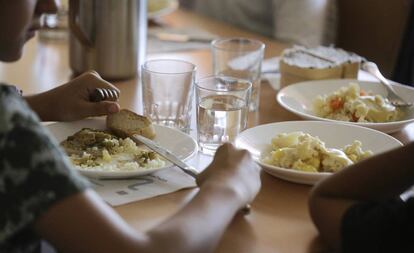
(47, 119), (197, 179)
(277, 79), (414, 133)
(235, 121), (402, 185)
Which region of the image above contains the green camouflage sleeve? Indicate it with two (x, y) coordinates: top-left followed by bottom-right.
(0, 84), (90, 247)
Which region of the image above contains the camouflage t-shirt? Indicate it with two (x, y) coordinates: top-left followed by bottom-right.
(0, 84), (90, 252)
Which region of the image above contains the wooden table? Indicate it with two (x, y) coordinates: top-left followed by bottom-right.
(1, 9), (413, 253)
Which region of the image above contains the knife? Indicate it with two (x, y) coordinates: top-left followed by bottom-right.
(151, 32), (214, 43)
(131, 134), (251, 215)
(132, 134), (199, 178)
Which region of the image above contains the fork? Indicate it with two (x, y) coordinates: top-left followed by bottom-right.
(361, 61), (412, 108)
(89, 88), (120, 102)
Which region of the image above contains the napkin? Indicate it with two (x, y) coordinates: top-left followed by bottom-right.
(225, 55), (281, 90)
(261, 57), (280, 90)
(147, 27), (217, 54)
(89, 167), (197, 206)
(227, 51), (264, 70)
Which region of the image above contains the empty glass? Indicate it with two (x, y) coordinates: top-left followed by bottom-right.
(211, 38), (265, 112)
(141, 59), (196, 132)
(196, 76), (251, 155)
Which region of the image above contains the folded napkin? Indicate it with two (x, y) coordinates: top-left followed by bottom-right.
(227, 51), (264, 70)
(224, 55), (280, 90)
(89, 167), (197, 206)
(261, 57), (280, 90)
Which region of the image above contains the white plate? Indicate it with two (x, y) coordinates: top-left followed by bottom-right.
(47, 119), (197, 179)
(235, 121), (402, 185)
(148, 0), (178, 19)
(277, 79), (414, 133)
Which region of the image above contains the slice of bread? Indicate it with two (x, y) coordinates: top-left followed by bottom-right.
(106, 109), (156, 139)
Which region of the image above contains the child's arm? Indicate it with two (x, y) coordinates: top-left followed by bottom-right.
(34, 144), (261, 253)
(25, 71), (120, 121)
(309, 142), (414, 249)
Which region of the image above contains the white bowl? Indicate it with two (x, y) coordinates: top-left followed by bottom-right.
(235, 121), (402, 185)
(277, 79), (414, 133)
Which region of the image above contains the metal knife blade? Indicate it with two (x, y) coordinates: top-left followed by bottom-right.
(131, 134), (199, 178)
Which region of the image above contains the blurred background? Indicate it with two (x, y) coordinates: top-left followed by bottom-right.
(179, 0), (414, 85)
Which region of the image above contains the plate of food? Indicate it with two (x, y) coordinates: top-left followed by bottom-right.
(148, 0), (179, 19)
(235, 121), (402, 185)
(47, 110), (197, 179)
(276, 79), (414, 133)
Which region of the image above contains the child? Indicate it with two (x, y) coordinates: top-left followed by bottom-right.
(309, 141), (414, 252)
(0, 1), (121, 120)
(0, 1), (262, 252)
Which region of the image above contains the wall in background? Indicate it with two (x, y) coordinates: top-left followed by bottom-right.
(336, 0), (412, 78)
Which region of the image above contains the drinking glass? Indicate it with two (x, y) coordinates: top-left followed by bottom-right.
(141, 59), (196, 132)
(196, 76), (252, 155)
(211, 38), (265, 112)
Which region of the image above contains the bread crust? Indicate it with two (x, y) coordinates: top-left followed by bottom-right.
(106, 109), (156, 139)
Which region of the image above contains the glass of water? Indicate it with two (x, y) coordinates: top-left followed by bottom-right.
(196, 76), (252, 155)
(141, 59), (196, 132)
(211, 38), (265, 112)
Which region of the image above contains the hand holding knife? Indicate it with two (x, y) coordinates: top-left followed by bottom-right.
(132, 134), (252, 215)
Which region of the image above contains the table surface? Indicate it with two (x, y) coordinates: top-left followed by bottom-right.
(1, 9), (413, 253)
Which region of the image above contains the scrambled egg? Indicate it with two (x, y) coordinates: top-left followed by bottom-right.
(263, 132), (373, 173)
(61, 128), (165, 172)
(313, 82), (403, 123)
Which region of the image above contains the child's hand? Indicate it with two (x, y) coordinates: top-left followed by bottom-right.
(197, 143), (261, 208)
(25, 71), (120, 121)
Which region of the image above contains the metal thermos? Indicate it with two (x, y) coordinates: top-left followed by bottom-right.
(69, 0), (147, 80)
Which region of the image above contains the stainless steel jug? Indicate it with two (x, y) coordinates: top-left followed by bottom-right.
(69, 0), (147, 80)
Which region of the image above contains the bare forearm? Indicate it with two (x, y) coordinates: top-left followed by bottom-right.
(36, 187), (242, 253)
(24, 71), (121, 122)
(146, 183), (242, 253)
(309, 142), (414, 249)
(34, 143), (258, 253)
(25, 91), (56, 121)
(314, 142), (414, 201)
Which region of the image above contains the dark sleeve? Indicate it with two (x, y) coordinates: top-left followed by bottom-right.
(0, 85), (90, 244)
(341, 197), (414, 253)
